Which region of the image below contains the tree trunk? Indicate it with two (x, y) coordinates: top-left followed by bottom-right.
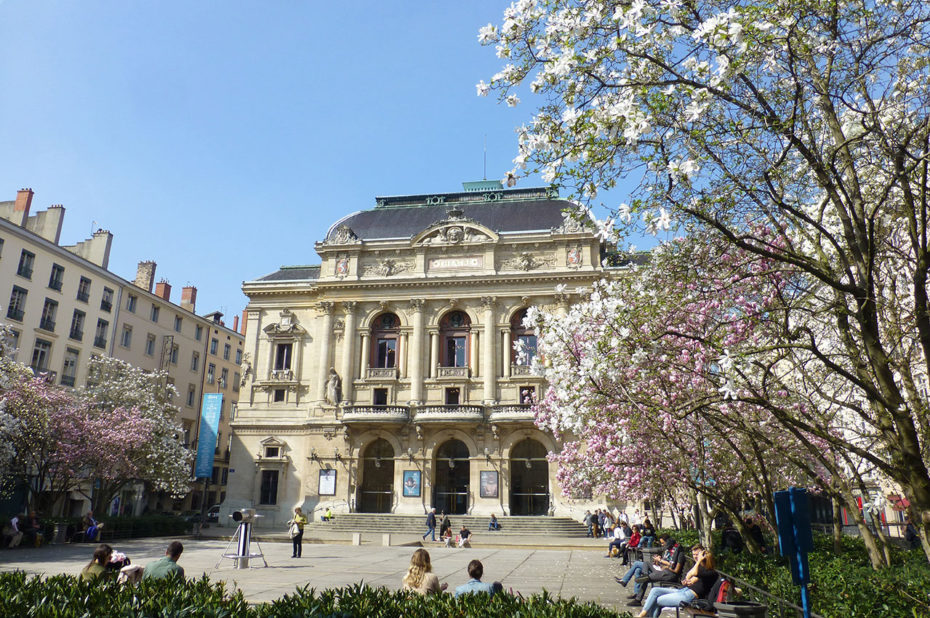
(832, 495), (844, 555)
(838, 491), (888, 568)
(696, 492), (715, 551)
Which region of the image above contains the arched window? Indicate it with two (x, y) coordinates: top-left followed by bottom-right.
(371, 313), (400, 368)
(440, 311), (471, 367)
(511, 309), (537, 365)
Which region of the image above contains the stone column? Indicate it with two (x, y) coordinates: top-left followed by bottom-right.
(340, 302), (357, 405)
(429, 331), (439, 378)
(502, 329), (512, 378)
(359, 333), (369, 378)
(470, 331), (479, 376)
(409, 299), (425, 404)
(482, 297), (497, 403)
(316, 302), (334, 403)
(399, 332), (408, 378)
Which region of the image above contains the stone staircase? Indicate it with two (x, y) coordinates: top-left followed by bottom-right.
(304, 513), (588, 537)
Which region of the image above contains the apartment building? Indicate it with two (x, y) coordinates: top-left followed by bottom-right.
(0, 188), (243, 515)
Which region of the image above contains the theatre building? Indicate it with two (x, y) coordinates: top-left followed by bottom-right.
(226, 181), (614, 524)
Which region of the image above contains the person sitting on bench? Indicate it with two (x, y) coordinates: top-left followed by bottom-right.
(637, 545), (717, 618)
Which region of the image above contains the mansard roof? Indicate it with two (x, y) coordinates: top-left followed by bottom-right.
(256, 265), (321, 282)
(324, 186), (572, 242)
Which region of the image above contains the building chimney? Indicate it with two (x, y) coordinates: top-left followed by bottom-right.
(134, 261), (157, 293)
(15, 188), (34, 216)
(233, 315), (239, 332)
(241, 309), (248, 336)
(154, 279), (172, 301)
(181, 286), (197, 313)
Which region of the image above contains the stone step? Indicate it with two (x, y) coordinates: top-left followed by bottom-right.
(305, 514), (588, 536)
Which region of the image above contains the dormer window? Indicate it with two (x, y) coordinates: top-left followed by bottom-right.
(265, 446), (279, 458)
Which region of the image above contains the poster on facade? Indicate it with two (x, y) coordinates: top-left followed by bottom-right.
(319, 469), (336, 496)
(402, 470), (421, 497)
(480, 471), (499, 499)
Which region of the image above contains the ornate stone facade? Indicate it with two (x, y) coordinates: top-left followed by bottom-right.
(226, 183), (614, 525)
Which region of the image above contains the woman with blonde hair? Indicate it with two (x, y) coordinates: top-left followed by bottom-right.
(401, 548), (448, 594)
(81, 543), (113, 581)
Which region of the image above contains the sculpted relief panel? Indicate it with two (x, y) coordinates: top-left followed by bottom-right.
(360, 258), (414, 278)
(499, 251), (556, 272)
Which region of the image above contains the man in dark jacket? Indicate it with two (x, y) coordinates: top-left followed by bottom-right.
(422, 508), (437, 541)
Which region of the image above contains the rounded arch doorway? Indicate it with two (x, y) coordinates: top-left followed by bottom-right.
(510, 439), (550, 516)
(433, 439), (470, 514)
(358, 438), (395, 513)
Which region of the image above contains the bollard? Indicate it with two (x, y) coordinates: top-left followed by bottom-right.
(382, 533), (391, 546)
(352, 533), (362, 546)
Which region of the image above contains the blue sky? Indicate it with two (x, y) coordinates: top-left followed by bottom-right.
(0, 1), (646, 318)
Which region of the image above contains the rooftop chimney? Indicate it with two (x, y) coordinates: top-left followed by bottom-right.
(232, 315), (239, 332)
(15, 187), (34, 210)
(181, 286), (197, 313)
(154, 279), (172, 301)
(134, 261), (157, 293)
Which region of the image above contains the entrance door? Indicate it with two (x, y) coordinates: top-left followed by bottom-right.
(433, 439), (470, 514)
(358, 438), (394, 513)
(510, 439), (549, 515)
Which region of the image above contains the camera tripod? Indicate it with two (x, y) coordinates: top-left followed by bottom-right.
(215, 521), (268, 569)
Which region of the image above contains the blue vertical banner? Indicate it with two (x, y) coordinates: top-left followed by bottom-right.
(195, 393), (223, 479)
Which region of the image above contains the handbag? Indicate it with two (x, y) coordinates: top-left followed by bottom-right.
(288, 522), (300, 538)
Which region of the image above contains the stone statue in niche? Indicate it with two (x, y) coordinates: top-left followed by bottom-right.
(325, 368), (342, 405)
(240, 353), (253, 385)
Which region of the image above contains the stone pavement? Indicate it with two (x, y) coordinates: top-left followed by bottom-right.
(0, 531), (638, 614)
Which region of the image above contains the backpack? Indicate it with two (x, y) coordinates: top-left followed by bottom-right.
(683, 575), (731, 611)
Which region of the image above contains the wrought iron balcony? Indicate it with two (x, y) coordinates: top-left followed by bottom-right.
(367, 367), (398, 379)
(93, 336), (107, 349)
(437, 366), (470, 378)
(413, 405), (484, 422)
(488, 404), (535, 422)
(39, 318), (56, 332)
(6, 307), (24, 321)
(341, 405), (409, 423)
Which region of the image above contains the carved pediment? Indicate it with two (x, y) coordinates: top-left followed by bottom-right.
(263, 309), (307, 336)
(412, 216), (498, 247)
(324, 225), (361, 245)
(551, 211), (594, 234)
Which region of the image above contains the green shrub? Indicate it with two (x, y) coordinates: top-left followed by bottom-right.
(0, 573), (629, 618)
(253, 583), (627, 618)
(713, 532), (930, 617)
(0, 572), (249, 617)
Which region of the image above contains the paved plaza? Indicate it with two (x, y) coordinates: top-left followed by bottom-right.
(0, 533), (635, 613)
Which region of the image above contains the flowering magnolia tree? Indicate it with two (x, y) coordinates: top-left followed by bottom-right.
(0, 358), (88, 513)
(80, 356), (191, 514)
(482, 0), (930, 561)
(531, 236), (825, 551)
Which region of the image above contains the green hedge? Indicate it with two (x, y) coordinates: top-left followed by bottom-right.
(656, 528), (930, 617)
(0, 573), (628, 618)
(45, 514), (190, 541)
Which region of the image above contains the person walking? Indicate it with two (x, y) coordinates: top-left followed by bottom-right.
(288, 506), (307, 558)
(422, 508), (437, 541)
